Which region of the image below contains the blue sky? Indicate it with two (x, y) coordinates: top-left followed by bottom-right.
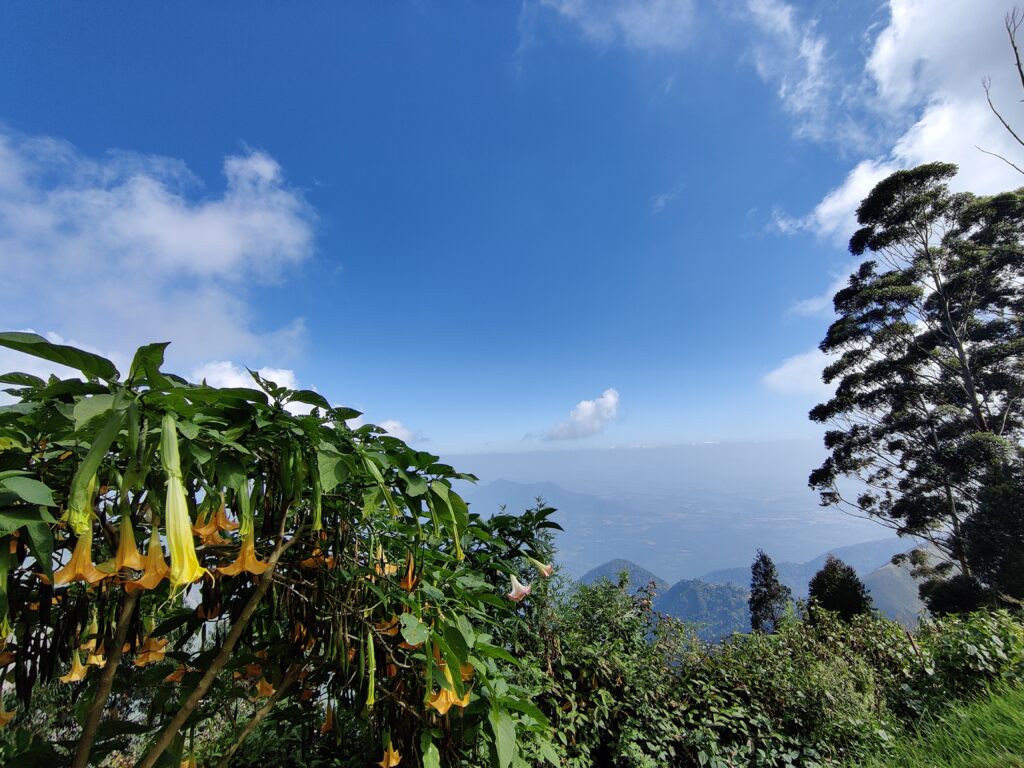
(1, 0), (1021, 453)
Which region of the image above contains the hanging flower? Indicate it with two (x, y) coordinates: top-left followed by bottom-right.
(124, 527), (170, 594)
(427, 662), (471, 715)
(0, 699), (14, 728)
(161, 413), (207, 589)
(319, 704), (334, 736)
(217, 531), (270, 577)
(103, 515), (146, 573)
(399, 552), (418, 592)
(59, 652), (88, 683)
(377, 739), (401, 768)
(191, 498), (223, 544)
(299, 548), (336, 569)
(526, 555), (555, 579)
(213, 495), (239, 532)
(506, 574), (532, 602)
(85, 650), (107, 668)
(79, 612), (100, 652)
(53, 526), (107, 587)
(180, 753), (197, 768)
(134, 635), (168, 668)
(374, 544), (398, 577)
(164, 665), (190, 683)
(254, 677), (275, 698)
(374, 616), (401, 636)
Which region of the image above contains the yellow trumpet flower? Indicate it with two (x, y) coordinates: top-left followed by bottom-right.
(59, 651), (89, 683)
(125, 527), (170, 594)
(86, 651), (107, 668)
(191, 499), (220, 542)
(399, 552), (418, 592)
(320, 704), (334, 735)
(427, 663), (471, 715)
(134, 635), (168, 668)
(255, 677), (275, 698)
(213, 496), (239, 532)
(109, 515), (146, 572)
(53, 527), (107, 587)
(161, 413), (207, 590)
(377, 740), (401, 768)
(80, 612), (100, 651)
(217, 531), (270, 577)
(0, 700), (14, 728)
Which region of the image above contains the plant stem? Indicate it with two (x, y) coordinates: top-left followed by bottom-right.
(134, 526), (303, 768)
(213, 662), (303, 768)
(72, 590), (140, 768)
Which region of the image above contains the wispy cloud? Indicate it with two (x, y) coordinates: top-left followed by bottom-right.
(547, 387), (621, 439)
(533, 0), (696, 53)
(763, 349), (834, 398)
(0, 128), (315, 370)
(775, 0), (1024, 243)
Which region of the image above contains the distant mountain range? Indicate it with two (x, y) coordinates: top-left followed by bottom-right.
(579, 537), (928, 639)
(699, 537), (915, 598)
(459, 473), (899, 582)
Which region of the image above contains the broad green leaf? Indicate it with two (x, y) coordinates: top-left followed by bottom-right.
(0, 331), (119, 381)
(488, 707), (516, 768)
(287, 389), (331, 410)
(1, 476), (56, 506)
(0, 371), (45, 388)
(420, 732), (441, 768)
(400, 613), (429, 646)
(127, 342), (171, 388)
(476, 642), (518, 665)
(74, 394), (115, 431)
(0, 508), (58, 536)
(24, 520), (53, 578)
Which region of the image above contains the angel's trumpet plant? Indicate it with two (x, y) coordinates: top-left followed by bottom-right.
(161, 413), (207, 590)
(217, 531), (270, 577)
(110, 514), (146, 572)
(59, 651), (89, 683)
(526, 555), (554, 579)
(213, 494), (239, 532)
(399, 552), (418, 592)
(53, 526), (107, 587)
(426, 662), (471, 715)
(125, 526), (169, 594)
(506, 574), (532, 602)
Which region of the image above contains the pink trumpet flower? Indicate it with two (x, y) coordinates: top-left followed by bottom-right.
(506, 574), (532, 602)
(526, 556), (554, 579)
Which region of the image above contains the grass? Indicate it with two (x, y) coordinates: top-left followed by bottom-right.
(859, 684), (1024, 767)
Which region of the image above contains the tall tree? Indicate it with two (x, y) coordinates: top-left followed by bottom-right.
(748, 549), (791, 633)
(808, 555), (873, 621)
(808, 162), (1024, 609)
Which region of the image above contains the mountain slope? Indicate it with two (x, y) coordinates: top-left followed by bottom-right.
(653, 580), (749, 641)
(580, 559), (669, 593)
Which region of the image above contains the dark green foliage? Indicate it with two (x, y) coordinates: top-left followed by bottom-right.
(653, 579), (749, 641)
(962, 464), (1024, 602)
(808, 555), (873, 621)
(749, 549), (792, 633)
(808, 162), (1024, 605)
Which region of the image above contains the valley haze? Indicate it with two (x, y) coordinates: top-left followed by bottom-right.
(449, 439), (894, 583)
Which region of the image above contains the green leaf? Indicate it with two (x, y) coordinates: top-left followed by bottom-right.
(476, 642), (518, 665)
(1, 476), (56, 506)
(73, 394), (115, 432)
(0, 508), (58, 536)
(0, 371), (45, 388)
(287, 389), (331, 410)
(0, 331), (119, 381)
(420, 732), (441, 768)
(489, 707), (516, 768)
(400, 613), (429, 646)
(24, 520), (53, 578)
(127, 342), (171, 388)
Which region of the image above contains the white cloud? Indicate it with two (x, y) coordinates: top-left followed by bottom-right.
(0, 128), (315, 371)
(745, 0), (832, 140)
(547, 387), (621, 439)
(763, 348), (834, 397)
(190, 360), (316, 414)
(537, 0), (696, 52)
(783, 1), (1024, 243)
(378, 419), (416, 442)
